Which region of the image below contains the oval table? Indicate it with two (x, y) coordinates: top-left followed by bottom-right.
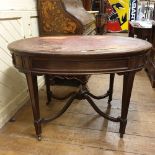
(8, 35), (152, 140)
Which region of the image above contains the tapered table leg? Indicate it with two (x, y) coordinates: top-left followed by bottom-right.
(44, 75), (52, 105)
(119, 71), (135, 138)
(26, 73), (42, 140)
(108, 73), (115, 104)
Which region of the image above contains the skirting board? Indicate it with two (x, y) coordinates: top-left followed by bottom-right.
(0, 77), (44, 128)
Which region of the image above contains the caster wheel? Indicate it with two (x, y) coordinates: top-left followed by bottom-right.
(37, 135), (42, 141)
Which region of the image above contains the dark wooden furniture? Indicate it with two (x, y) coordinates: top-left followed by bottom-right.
(128, 23), (152, 42)
(129, 22), (155, 87)
(93, 0), (108, 34)
(37, 0), (96, 35)
(153, 3), (155, 20)
(146, 24), (155, 87)
(37, 0), (97, 104)
(81, 0), (92, 11)
(8, 35), (151, 140)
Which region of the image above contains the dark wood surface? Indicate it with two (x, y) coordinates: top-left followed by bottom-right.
(81, 0), (92, 11)
(146, 24), (155, 87)
(129, 23), (155, 87)
(37, 0), (96, 36)
(95, 0), (108, 34)
(9, 35), (150, 56)
(8, 35), (152, 140)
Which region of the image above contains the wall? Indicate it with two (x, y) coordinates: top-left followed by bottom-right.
(0, 0), (44, 128)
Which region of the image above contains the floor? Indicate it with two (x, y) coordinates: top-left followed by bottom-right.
(0, 70), (155, 155)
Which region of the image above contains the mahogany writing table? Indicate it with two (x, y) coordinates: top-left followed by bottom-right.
(8, 36), (152, 140)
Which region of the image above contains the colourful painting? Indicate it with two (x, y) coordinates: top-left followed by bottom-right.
(106, 0), (129, 32)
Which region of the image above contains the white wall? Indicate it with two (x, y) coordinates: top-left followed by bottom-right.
(0, 0), (44, 128)
(0, 0), (36, 10)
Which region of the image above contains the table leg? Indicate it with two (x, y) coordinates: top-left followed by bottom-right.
(108, 73), (115, 104)
(26, 73), (42, 140)
(44, 75), (52, 105)
(120, 71), (135, 138)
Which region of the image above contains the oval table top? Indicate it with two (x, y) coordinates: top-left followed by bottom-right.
(8, 35), (152, 57)
(8, 35), (152, 75)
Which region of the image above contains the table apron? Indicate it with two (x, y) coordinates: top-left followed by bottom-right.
(12, 54), (147, 74)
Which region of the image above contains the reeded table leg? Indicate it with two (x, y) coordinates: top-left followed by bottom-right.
(44, 75), (52, 105)
(26, 73), (42, 140)
(108, 73), (115, 104)
(120, 71), (135, 138)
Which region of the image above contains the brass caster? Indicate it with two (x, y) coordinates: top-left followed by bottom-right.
(37, 135), (42, 141)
